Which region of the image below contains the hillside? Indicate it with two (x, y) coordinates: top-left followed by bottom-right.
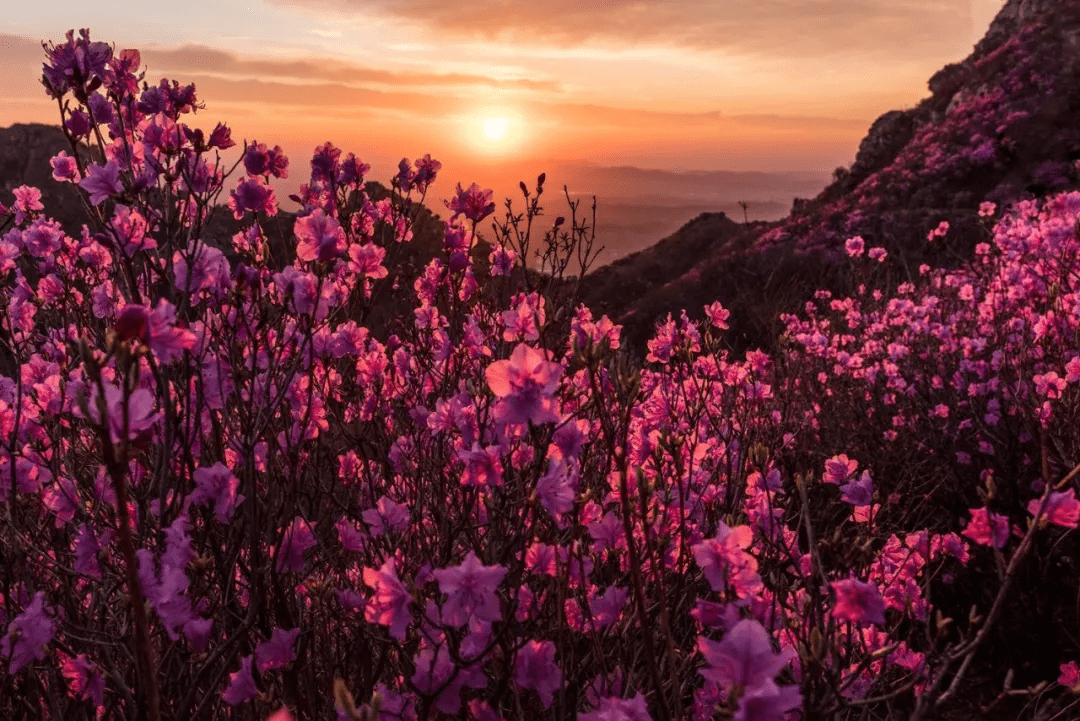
(584, 0), (1080, 353)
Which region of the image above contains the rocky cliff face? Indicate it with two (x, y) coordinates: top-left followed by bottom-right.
(584, 0), (1080, 353)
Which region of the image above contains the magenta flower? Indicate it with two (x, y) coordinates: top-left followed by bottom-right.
(485, 343), (562, 426)
(222, 655), (259, 705)
(1059, 660), (1080, 692)
(82, 382), (160, 444)
(433, 551), (507, 626)
(361, 495), (409, 536)
(963, 507), (1010, 548)
(12, 185), (44, 223)
(514, 640), (561, 709)
(21, 217), (65, 257)
(1030, 490), (1080, 529)
(228, 177), (277, 219)
(697, 620), (796, 695)
(579, 694), (652, 721)
(588, 586), (628, 629)
(363, 559), (411, 640)
(348, 242), (388, 279)
(80, 161), (123, 205)
(823, 454), (858, 485)
(840, 470), (874, 506)
(734, 682), (803, 721)
(1, 592), (56, 674)
(446, 182), (495, 222)
(59, 653), (105, 707)
(704, 301), (730, 330)
(276, 516), (317, 573)
(844, 236), (865, 257)
(255, 627), (300, 673)
(692, 523), (762, 599)
(295, 208), (346, 262)
(1033, 372), (1068, 399)
(190, 463), (244, 523)
(831, 577), (886, 626)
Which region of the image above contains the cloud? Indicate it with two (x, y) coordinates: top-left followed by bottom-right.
(269, 0), (981, 59)
(140, 44), (562, 91)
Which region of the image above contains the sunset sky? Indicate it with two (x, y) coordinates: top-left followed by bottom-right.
(1, 1), (1004, 208)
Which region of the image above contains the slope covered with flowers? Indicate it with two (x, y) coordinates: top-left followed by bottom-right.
(583, 0), (1080, 354)
(1, 27), (1079, 721)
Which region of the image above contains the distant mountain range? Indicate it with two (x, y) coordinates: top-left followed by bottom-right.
(4, 0), (1078, 358)
(582, 0), (1080, 352)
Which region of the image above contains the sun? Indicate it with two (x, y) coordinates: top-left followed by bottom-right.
(483, 117), (508, 141)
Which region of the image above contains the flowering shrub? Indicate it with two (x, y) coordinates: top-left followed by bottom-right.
(1, 28), (1079, 721)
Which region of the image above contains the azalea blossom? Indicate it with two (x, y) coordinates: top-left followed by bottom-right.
(433, 551), (507, 626)
(485, 343), (562, 426)
(831, 577), (887, 625)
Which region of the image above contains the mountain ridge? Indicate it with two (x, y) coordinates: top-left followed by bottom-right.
(582, 0), (1080, 353)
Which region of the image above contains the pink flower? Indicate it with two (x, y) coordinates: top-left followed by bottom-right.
(1, 592), (56, 674)
(295, 208), (347, 262)
(363, 559), (411, 640)
(704, 301), (730, 330)
(255, 627), (300, 673)
(1059, 660), (1080, 692)
(823, 454), (857, 485)
(692, 523), (762, 599)
(51, 151), (82, 182)
(844, 236), (865, 257)
(1029, 490), (1080, 529)
(978, 201), (997, 217)
(276, 516), (317, 573)
(514, 640), (561, 708)
(831, 577), (886, 625)
(485, 343), (562, 426)
(433, 551), (507, 626)
(1033, 372), (1067, 399)
(361, 495), (409, 536)
(12, 185), (44, 223)
(868, 246), (888, 262)
(83, 382), (160, 444)
(59, 653), (104, 707)
(962, 507), (1010, 549)
(1066, 357), (1080, 384)
(446, 182), (495, 222)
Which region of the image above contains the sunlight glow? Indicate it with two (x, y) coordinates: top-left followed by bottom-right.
(483, 117), (508, 140)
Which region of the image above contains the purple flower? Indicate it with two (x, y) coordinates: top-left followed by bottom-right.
(255, 627), (300, 673)
(433, 551), (507, 626)
(80, 161), (123, 205)
(831, 577), (886, 626)
(228, 177), (277, 219)
(446, 182), (495, 222)
(276, 516), (317, 573)
(222, 655), (259, 705)
(579, 694), (653, 721)
(588, 586), (628, 629)
(1030, 489), (1080, 529)
(60, 653), (105, 707)
(697, 619), (794, 691)
(295, 208), (346, 262)
(485, 343), (562, 426)
(21, 218), (65, 257)
(840, 470), (874, 506)
(514, 640), (561, 709)
(189, 463), (244, 523)
(1, 592), (56, 674)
